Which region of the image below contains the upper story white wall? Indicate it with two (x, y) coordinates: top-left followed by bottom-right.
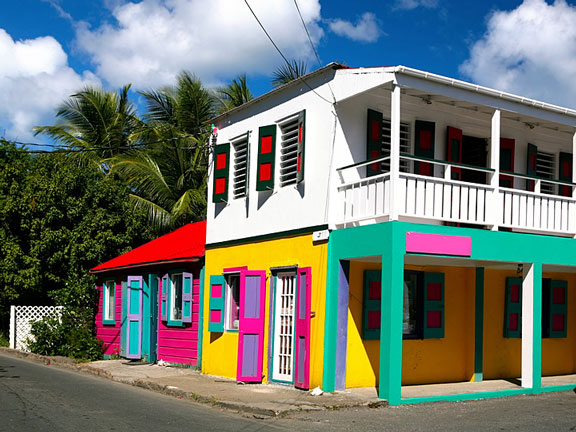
(206, 71), (338, 245)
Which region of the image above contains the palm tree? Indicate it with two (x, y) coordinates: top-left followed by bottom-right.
(214, 74), (253, 114)
(111, 72), (214, 233)
(271, 59), (308, 88)
(34, 85), (141, 171)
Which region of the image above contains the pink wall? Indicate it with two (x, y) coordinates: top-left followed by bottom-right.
(157, 278), (200, 366)
(95, 278), (122, 356)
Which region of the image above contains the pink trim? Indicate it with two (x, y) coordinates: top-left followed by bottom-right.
(294, 267), (311, 390)
(406, 232), (471, 256)
(223, 266), (248, 274)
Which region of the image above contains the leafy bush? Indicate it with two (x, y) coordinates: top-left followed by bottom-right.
(28, 308), (102, 361)
(0, 331), (8, 347)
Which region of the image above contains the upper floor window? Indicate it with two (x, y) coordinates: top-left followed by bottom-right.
(231, 133), (249, 199)
(278, 111), (305, 187)
(170, 273), (183, 321)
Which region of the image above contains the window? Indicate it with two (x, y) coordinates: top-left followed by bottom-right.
(231, 133), (249, 199)
(161, 272), (193, 326)
(536, 150), (555, 195)
(102, 280), (115, 325)
(213, 143), (230, 203)
(278, 111), (305, 187)
(382, 118), (411, 172)
(366, 109), (411, 176)
(362, 270), (445, 340)
(225, 274), (241, 331)
(505, 277), (567, 338)
(170, 273), (183, 321)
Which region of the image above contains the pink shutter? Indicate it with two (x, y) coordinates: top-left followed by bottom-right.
(294, 267), (311, 389)
(236, 270), (266, 382)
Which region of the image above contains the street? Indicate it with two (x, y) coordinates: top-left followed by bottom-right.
(1, 353), (576, 431)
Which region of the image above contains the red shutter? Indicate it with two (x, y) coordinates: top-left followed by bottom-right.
(500, 138), (515, 188)
(256, 125), (276, 191)
(559, 152), (572, 197)
(526, 143), (538, 192)
(213, 143), (230, 203)
(366, 109), (383, 177)
(415, 120), (435, 176)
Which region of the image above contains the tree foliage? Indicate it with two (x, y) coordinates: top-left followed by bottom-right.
(271, 59), (308, 88)
(214, 74), (253, 114)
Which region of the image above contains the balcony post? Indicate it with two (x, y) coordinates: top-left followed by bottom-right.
(389, 83), (401, 221)
(489, 109), (501, 230)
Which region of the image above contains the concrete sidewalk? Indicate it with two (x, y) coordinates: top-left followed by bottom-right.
(0, 347), (384, 417)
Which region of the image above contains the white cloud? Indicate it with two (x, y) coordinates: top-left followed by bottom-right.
(75, 0), (325, 89)
(0, 29), (99, 141)
(393, 0), (438, 10)
(327, 12), (382, 43)
(460, 0), (576, 108)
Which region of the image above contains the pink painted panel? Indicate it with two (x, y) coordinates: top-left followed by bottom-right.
(294, 267), (311, 390)
(156, 276), (200, 365)
(95, 278), (123, 356)
(406, 232), (471, 256)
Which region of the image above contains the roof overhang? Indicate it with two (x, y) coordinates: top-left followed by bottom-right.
(90, 257), (201, 274)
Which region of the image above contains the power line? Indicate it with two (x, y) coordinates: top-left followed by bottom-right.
(292, 0), (337, 103)
(243, 0), (334, 105)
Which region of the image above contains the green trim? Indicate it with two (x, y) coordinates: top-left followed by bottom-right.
(256, 124), (277, 191)
(474, 267), (484, 382)
(205, 224), (328, 249)
(102, 279), (116, 325)
(213, 143), (230, 203)
(399, 388), (534, 406)
(197, 265), (204, 368)
(378, 225), (405, 406)
(321, 240), (339, 392)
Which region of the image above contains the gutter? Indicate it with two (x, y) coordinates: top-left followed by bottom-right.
(391, 65), (576, 119)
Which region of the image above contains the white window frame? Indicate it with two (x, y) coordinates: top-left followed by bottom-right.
(103, 279), (115, 324)
(169, 273), (183, 322)
(277, 113), (300, 187)
(381, 118), (411, 172)
(224, 273), (241, 331)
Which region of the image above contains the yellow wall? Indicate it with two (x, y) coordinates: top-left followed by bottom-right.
(345, 262), (476, 387)
(202, 234), (327, 388)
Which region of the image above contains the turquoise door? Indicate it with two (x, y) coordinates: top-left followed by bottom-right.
(126, 276), (143, 359)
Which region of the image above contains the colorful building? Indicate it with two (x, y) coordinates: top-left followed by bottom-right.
(91, 221), (206, 367)
(204, 64), (576, 404)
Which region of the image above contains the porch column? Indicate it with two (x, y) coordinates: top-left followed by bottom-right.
(521, 262), (542, 390)
(378, 226), (405, 405)
(389, 83), (401, 221)
(489, 109), (501, 231)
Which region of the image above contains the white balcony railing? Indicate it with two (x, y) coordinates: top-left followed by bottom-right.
(337, 155), (576, 236)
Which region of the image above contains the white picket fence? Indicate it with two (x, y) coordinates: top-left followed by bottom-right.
(9, 305), (64, 351)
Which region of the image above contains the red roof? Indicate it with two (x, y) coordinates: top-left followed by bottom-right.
(90, 221), (206, 273)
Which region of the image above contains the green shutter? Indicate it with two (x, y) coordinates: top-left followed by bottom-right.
(526, 143), (538, 191)
(559, 152), (572, 197)
(549, 280), (567, 338)
(296, 110), (306, 184)
(213, 143), (230, 203)
(160, 274), (168, 321)
(182, 272), (193, 324)
(362, 270), (382, 340)
(500, 138), (515, 188)
(423, 272), (445, 339)
(366, 109), (383, 177)
(256, 125), (276, 191)
(504, 277), (522, 338)
(414, 120), (436, 176)
(446, 126), (463, 180)
(208, 275), (225, 332)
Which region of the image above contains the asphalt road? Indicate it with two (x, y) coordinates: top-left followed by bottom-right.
(0, 353), (284, 432)
(2, 352), (576, 431)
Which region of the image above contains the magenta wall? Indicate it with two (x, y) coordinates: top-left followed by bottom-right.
(95, 277), (122, 356)
(157, 277), (200, 366)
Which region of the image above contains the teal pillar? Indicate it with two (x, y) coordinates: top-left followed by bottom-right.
(474, 267), (484, 382)
(378, 225), (405, 405)
(322, 240), (339, 392)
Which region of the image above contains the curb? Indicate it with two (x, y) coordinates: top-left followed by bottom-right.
(0, 347), (387, 417)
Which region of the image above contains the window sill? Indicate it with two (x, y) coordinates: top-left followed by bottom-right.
(225, 329), (239, 333)
(102, 319), (116, 326)
(166, 319), (185, 328)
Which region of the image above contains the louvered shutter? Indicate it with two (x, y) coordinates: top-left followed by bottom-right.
(208, 275), (225, 332)
(559, 152), (572, 197)
(182, 272), (193, 324)
(296, 110), (306, 184)
(526, 143), (538, 192)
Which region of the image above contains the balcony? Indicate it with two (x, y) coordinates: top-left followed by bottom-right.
(336, 154), (576, 237)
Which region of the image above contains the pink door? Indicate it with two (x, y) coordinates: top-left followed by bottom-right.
(294, 267), (311, 389)
(236, 270), (266, 382)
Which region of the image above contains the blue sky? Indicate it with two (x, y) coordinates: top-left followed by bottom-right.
(1, 0), (575, 143)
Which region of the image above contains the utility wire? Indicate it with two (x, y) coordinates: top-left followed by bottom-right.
(292, 0), (337, 104)
(243, 0), (333, 105)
